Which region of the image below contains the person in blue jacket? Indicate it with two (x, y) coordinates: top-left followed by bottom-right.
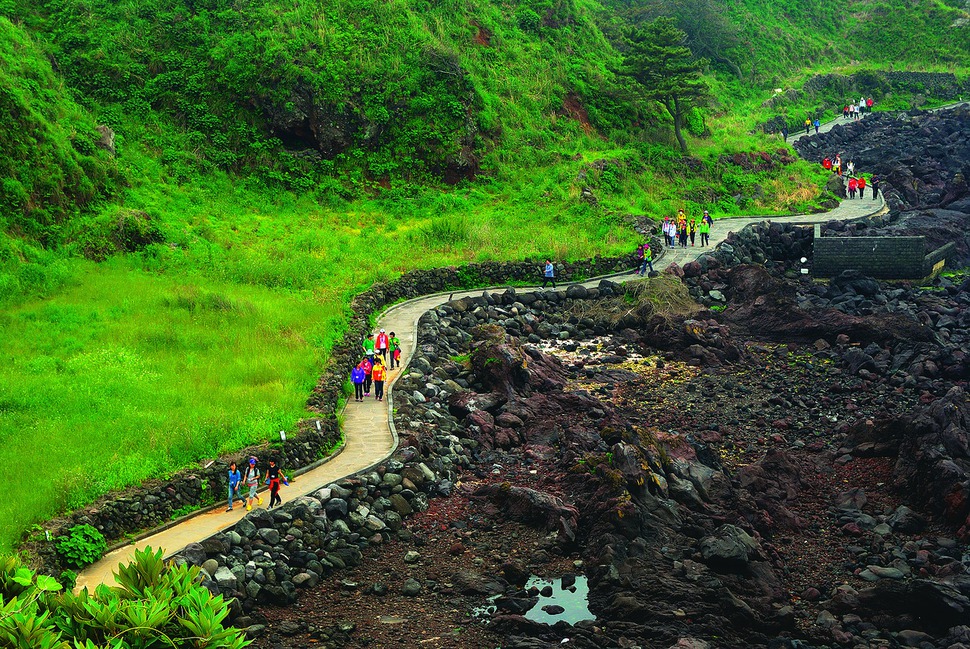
(541, 259), (556, 288)
(226, 461), (244, 512)
(351, 361), (366, 402)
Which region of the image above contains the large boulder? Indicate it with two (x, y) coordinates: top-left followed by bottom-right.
(699, 524), (760, 570)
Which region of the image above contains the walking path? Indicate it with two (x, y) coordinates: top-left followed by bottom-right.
(76, 109), (920, 592)
(659, 191), (886, 268)
(783, 100), (969, 145)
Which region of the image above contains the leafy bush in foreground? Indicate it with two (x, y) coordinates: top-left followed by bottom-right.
(0, 547), (250, 648)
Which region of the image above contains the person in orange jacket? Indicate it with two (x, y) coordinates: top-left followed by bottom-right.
(857, 175), (867, 199)
(372, 358), (387, 401)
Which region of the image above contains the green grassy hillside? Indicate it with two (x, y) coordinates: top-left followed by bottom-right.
(0, 0), (967, 552)
(605, 0), (970, 84)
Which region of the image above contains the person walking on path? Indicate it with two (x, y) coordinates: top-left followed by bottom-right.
(362, 334), (375, 363)
(804, 117), (811, 135)
(641, 244), (653, 274)
(351, 361), (366, 402)
(871, 174), (880, 199)
(678, 220), (689, 248)
(389, 332), (401, 369)
(847, 160), (855, 177)
(813, 118), (820, 134)
(858, 175), (866, 199)
(699, 218), (710, 247)
(834, 154), (842, 176)
(867, 97), (874, 113)
(375, 329), (389, 362)
(781, 122), (788, 140)
(244, 457), (262, 511)
(541, 259), (556, 288)
(689, 219), (697, 246)
(372, 358), (387, 401)
(226, 462), (244, 511)
(266, 459), (287, 509)
(634, 244), (653, 275)
(663, 218), (676, 247)
(848, 176), (858, 199)
(361, 356), (373, 396)
(703, 209), (713, 227)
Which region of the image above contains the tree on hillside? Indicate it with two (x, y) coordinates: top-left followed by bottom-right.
(669, 0), (744, 81)
(611, 0), (745, 81)
(619, 18), (710, 154)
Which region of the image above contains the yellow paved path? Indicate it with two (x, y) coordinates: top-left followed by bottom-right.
(75, 183), (892, 592)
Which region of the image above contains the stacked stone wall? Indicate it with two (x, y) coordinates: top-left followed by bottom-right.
(813, 234), (928, 279)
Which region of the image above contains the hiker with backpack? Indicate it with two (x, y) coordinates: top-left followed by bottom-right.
(244, 457), (262, 511)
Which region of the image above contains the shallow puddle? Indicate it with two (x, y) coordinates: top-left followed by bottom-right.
(473, 574), (594, 625)
(523, 575), (594, 625)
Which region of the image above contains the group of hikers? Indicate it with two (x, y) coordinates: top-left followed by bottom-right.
(843, 97), (874, 120)
(782, 97), (875, 139)
(660, 208), (713, 249)
(633, 207), (716, 275)
(226, 456), (288, 512)
(351, 330), (401, 402)
(821, 154), (880, 199)
(225, 330), (405, 514)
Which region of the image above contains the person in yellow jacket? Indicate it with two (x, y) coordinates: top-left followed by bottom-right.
(372, 358), (387, 401)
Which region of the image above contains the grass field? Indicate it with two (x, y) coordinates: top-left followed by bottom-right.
(0, 172), (648, 551)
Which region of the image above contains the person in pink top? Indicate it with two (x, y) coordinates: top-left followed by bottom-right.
(361, 357), (373, 396)
(848, 177), (858, 199)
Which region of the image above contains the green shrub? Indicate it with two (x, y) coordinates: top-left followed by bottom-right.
(57, 569), (77, 590)
(0, 548), (250, 648)
(516, 7), (542, 33)
(55, 524), (107, 568)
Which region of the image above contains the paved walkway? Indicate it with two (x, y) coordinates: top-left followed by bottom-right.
(782, 100), (969, 146)
(785, 111), (868, 144)
(75, 116), (908, 592)
(657, 191), (886, 268)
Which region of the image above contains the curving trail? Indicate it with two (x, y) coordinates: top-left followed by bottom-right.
(74, 138), (892, 594)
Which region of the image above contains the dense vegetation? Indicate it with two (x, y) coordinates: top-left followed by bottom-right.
(0, 548), (249, 647)
(0, 0), (967, 552)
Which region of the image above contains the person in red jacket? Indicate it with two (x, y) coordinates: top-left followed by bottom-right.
(848, 177), (858, 199)
(822, 157), (832, 171)
(858, 175), (867, 199)
(375, 329), (389, 361)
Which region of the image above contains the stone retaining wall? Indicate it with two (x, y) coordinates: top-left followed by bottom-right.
(813, 230), (928, 279)
(32, 253), (634, 574)
(812, 223), (957, 279)
(923, 242), (956, 277)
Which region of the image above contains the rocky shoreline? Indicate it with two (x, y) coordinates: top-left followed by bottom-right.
(169, 105), (970, 649)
